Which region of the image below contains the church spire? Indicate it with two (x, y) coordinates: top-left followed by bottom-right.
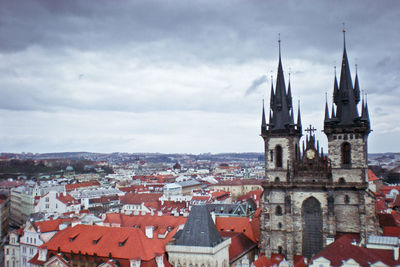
(324, 29), (370, 135)
(324, 93), (330, 121)
(266, 35), (298, 134)
(261, 100), (267, 135)
(297, 100), (302, 131)
(354, 64), (360, 104)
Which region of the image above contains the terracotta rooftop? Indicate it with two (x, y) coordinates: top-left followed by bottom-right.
(311, 235), (400, 266)
(41, 224), (165, 261)
(215, 217), (260, 243)
(120, 193), (162, 205)
(65, 181), (101, 191)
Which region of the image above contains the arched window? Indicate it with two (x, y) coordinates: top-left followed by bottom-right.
(278, 222), (282, 229)
(276, 145), (283, 168)
(275, 177), (280, 183)
(270, 150), (274, 162)
(342, 142), (351, 165)
(339, 177), (346, 184)
(344, 195), (350, 204)
(276, 205), (283, 216)
(278, 246), (283, 254)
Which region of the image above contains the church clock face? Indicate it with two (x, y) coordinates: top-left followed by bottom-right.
(306, 149), (316, 159)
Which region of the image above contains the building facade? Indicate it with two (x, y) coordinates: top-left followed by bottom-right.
(260, 34), (379, 261)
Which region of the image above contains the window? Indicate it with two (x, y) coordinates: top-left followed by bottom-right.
(342, 142), (351, 165)
(345, 195), (350, 204)
(275, 177), (280, 183)
(45, 204), (49, 209)
(278, 222), (282, 229)
(275, 205), (283, 216)
(275, 145), (283, 168)
(6, 248), (9, 255)
(270, 150), (274, 162)
(339, 177), (346, 184)
(278, 246), (283, 254)
(45, 197), (49, 202)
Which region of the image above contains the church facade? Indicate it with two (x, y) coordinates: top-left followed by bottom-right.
(260, 33), (379, 260)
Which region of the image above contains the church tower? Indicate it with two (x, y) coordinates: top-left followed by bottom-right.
(260, 32), (378, 262)
(261, 39), (302, 184)
(323, 29), (377, 242)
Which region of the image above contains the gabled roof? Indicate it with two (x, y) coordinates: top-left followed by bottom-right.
(219, 232), (257, 264)
(57, 193), (80, 206)
(65, 181), (101, 191)
(120, 193), (162, 205)
(176, 205), (222, 247)
(34, 218), (73, 233)
(215, 216), (260, 243)
(311, 235), (400, 266)
(41, 224), (165, 261)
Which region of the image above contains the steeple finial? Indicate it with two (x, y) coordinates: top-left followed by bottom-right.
(342, 23), (346, 48)
(278, 33), (281, 58)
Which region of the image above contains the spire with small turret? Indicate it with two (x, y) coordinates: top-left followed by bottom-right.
(264, 36), (301, 136)
(324, 29), (370, 134)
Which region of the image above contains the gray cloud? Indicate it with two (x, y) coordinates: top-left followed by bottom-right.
(0, 0), (400, 153)
(245, 75), (268, 96)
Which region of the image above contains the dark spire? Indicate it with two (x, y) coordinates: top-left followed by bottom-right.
(331, 102), (336, 118)
(266, 36), (299, 134)
(333, 67), (339, 105)
(287, 73), (293, 109)
(176, 205), (222, 247)
(297, 100), (302, 130)
(354, 64), (360, 104)
(324, 29), (370, 135)
(261, 100), (267, 135)
(324, 93), (330, 121)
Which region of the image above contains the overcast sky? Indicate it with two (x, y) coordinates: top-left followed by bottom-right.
(0, 0), (399, 154)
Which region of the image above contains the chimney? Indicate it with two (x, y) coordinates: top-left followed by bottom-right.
(145, 226), (153, 238)
(211, 211), (216, 223)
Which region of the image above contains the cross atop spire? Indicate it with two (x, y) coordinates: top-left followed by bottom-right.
(305, 124), (317, 136)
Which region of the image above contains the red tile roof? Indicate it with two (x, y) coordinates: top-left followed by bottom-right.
(34, 218), (74, 233)
(383, 226), (400, 237)
(253, 254), (286, 267)
(41, 224), (165, 261)
(214, 179), (262, 186)
(219, 232), (257, 264)
(368, 169), (380, 181)
(57, 193), (80, 206)
(215, 217), (260, 243)
(311, 235), (400, 266)
(120, 193), (162, 205)
(65, 181), (101, 191)
(103, 213), (186, 243)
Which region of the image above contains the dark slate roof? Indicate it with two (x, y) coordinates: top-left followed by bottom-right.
(176, 205), (222, 247)
(324, 32), (370, 133)
(263, 44), (301, 136)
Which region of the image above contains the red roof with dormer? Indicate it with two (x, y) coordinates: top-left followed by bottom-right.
(40, 224), (165, 261)
(57, 193), (80, 206)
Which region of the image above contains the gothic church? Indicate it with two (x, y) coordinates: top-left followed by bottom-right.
(260, 32), (379, 260)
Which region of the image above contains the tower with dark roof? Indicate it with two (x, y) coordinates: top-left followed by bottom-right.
(166, 205), (231, 267)
(260, 39), (302, 185)
(260, 32), (378, 262)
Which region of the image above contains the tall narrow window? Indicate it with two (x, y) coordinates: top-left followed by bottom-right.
(270, 150), (274, 162)
(342, 142), (351, 165)
(275, 205), (283, 216)
(276, 145), (283, 168)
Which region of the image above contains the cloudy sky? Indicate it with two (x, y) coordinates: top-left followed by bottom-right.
(0, 0), (399, 154)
